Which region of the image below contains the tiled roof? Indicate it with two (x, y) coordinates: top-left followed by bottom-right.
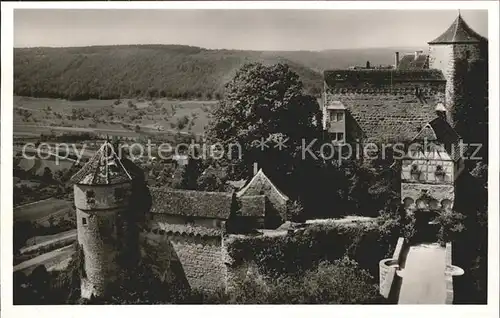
(70, 141), (133, 185)
(237, 169), (289, 202)
(398, 54), (429, 70)
(411, 117), (463, 161)
(239, 195), (266, 217)
(146, 223), (223, 237)
(428, 14), (487, 44)
(149, 187), (234, 219)
(324, 69), (445, 89)
(227, 179), (247, 190)
(335, 93), (443, 142)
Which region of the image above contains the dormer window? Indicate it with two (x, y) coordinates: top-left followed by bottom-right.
(329, 110), (344, 122)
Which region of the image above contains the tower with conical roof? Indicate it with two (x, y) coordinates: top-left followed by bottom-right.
(428, 12), (488, 126)
(70, 141), (136, 299)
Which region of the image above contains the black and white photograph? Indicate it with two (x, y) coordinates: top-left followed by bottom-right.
(0, 1), (498, 315)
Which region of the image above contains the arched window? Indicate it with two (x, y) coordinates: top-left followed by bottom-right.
(441, 199), (453, 210)
(403, 197), (414, 208)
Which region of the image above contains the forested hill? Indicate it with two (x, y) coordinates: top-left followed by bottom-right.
(14, 45), (421, 101)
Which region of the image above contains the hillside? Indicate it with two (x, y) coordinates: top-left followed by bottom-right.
(14, 45), (421, 101)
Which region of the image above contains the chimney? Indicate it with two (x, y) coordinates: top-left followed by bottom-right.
(366, 60), (371, 69)
(414, 50), (423, 60)
(253, 162), (259, 175)
(394, 52), (400, 68)
(435, 103), (447, 120)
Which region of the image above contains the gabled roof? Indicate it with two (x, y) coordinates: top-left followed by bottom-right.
(428, 13), (487, 44)
(149, 187), (234, 219)
(70, 141), (133, 185)
(411, 117), (463, 161)
(397, 54), (429, 70)
(237, 169), (289, 203)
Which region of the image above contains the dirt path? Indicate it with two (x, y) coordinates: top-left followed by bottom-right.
(397, 243), (447, 304)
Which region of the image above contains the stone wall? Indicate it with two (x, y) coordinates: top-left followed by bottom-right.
(401, 182), (455, 210)
(378, 237), (405, 299)
(74, 183), (132, 211)
(140, 230), (225, 292)
(445, 242), (454, 304)
(77, 207), (122, 298)
(74, 182), (132, 299)
(428, 43), (484, 125)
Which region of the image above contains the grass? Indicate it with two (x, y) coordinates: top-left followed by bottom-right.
(13, 96), (216, 137)
(14, 198), (73, 223)
(15, 157), (75, 175)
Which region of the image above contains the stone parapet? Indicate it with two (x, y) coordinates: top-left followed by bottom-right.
(379, 237), (405, 300)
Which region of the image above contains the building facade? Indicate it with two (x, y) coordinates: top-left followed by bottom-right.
(322, 13), (486, 214)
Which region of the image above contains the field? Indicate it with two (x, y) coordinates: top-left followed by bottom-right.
(14, 157), (75, 176)
(14, 96), (216, 137)
(14, 198), (74, 223)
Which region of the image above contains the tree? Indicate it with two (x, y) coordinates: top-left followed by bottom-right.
(42, 167), (53, 183)
(180, 151), (203, 190)
(197, 170), (225, 192)
(206, 63), (326, 214)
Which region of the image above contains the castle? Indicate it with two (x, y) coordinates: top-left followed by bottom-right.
(70, 13), (487, 299)
(322, 12), (487, 215)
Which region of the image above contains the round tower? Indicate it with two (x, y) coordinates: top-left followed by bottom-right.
(70, 141), (134, 299)
(428, 12), (488, 126)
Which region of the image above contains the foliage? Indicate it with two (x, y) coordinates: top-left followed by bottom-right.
(286, 199), (305, 223)
(197, 169), (226, 192)
(434, 209), (466, 245)
(207, 62), (350, 218)
(226, 257), (382, 304)
(179, 152), (203, 190)
(14, 45), (324, 101)
(226, 220), (387, 279)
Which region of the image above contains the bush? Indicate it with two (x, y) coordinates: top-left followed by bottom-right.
(226, 257), (382, 304)
(434, 209), (465, 245)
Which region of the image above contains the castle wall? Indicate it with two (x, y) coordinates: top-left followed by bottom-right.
(325, 80), (446, 95)
(429, 43), (483, 125)
(401, 182), (455, 211)
(140, 230), (225, 292)
(76, 207), (122, 298)
(74, 182), (133, 298)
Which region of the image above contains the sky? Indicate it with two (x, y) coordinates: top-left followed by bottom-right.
(14, 9), (488, 51)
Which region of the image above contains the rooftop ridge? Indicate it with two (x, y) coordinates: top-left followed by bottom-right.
(70, 141), (133, 185)
(428, 13), (487, 44)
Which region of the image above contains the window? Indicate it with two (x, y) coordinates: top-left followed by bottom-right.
(337, 133), (344, 141)
(336, 113), (344, 121)
(82, 217), (87, 225)
(465, 50), (471, 59)
(86, 190), (96, 204)
(329, 111), (336, 122)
